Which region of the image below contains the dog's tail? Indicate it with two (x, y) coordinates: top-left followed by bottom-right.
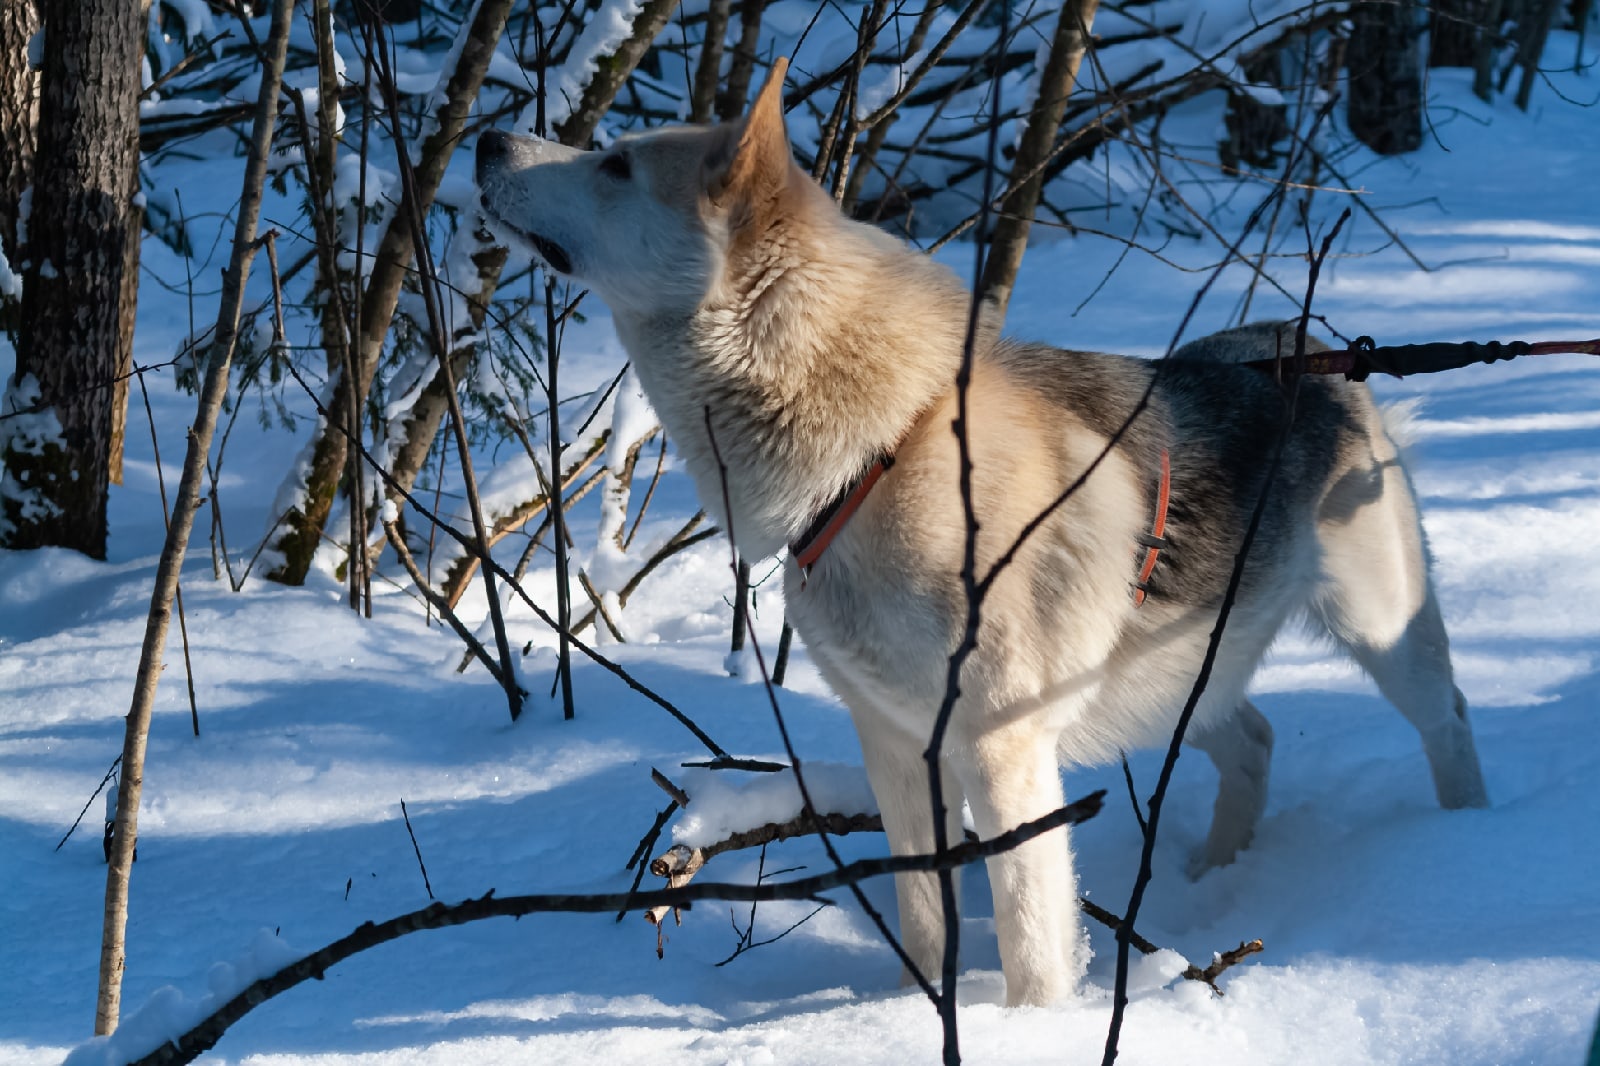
(1377, 395), (1425, 461)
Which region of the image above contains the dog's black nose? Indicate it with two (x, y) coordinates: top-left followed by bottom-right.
(477, 129), (511, 172)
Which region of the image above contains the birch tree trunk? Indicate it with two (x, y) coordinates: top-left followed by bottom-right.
(1, 0), (141, 558)
(95, 0), (294, 1035)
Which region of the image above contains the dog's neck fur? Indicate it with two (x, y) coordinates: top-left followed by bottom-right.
(611, 174), (983, 560)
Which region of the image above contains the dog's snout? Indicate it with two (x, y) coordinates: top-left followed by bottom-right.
(477, 129), (511, 175)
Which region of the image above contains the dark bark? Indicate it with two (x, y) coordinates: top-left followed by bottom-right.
(1431, 0), (1499, 67)
(691, 0), (731, 122)
(2, 0), (141, 558)
(1347, 0), (1423, 155)
(0, 0), (37, 272)
(1219, 52), (1290, 175)
(716, 0), (767, 121)
(1514, 0), (1559, 109)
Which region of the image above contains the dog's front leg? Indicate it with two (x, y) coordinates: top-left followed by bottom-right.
(850, 708), (965, 989)
(955, 719), (1086, 1007)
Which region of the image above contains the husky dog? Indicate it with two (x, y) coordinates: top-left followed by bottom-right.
(476, 59), (1488, 1007)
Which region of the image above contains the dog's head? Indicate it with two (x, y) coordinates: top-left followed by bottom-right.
(476, 59), (799, 317)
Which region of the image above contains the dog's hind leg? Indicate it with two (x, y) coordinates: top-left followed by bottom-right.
(1185, 698), (1274, 878)
(1312, 437), (1489, 809)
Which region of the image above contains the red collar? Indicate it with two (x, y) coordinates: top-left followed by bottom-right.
(790, 454), (895, 575)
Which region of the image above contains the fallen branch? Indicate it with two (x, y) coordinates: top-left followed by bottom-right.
(123, 790), (1105, 1066)
(644, 809), (884, 928)
(644, 803), (1263, 993)
(1077, 897), (1262, 994)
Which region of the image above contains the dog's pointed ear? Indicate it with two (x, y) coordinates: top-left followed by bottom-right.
(707, 57), (792, 208)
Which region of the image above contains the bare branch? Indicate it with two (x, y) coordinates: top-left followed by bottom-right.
(125, 790), (1105, 1066)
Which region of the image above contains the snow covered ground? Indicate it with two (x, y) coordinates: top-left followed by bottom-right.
(5, 43), (1600, 1066)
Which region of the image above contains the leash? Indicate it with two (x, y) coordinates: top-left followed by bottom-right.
(1243, 335), (1600, 380)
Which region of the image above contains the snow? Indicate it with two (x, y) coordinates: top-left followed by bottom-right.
(0, 242), (20, 298)
(4, 23), (1600, 1066)
(671, 763), (879, 849)
(514, 0), (648, 135)
(0, 373), (68, 533)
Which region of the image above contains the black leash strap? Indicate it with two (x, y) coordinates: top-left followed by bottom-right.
(1244, 335), (1600, 381)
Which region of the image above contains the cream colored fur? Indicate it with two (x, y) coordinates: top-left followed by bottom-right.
(476, 60), (1488, 1007)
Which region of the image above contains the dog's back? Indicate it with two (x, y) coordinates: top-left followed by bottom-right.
(476, 60), (1488, 1008)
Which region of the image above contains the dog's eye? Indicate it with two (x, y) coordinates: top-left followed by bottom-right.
(599, 152), (631, 181)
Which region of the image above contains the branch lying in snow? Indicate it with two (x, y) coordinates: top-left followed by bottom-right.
(648, 806), (1264, 994)
(644, 810), (886, 929)
(1077, 897), (1263, 995)
(117, 790), (1105, 1066)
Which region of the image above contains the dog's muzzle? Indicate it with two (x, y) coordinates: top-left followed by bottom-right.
(475, 130), (576, 276)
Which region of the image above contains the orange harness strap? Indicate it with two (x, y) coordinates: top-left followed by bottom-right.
(1132, 448), (1171, 607)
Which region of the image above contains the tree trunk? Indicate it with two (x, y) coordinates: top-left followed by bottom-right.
(690, 0), (730, 122)
(1513, 0), (1560, 110)
(95, 0), (294, 1035)
(1473, 0), (1505, 99)
(716, 0), (767, 121)
(1219, 52), (1289, 176)
(0, 0), (37, 274)
(978, 0), (1099, 320)
(1347, 0), (1423, 155)
(1431, 0), (1498, 66)
(1, 0), (141, 558)
(265, 0), (515, 584)
(379, 242), (506, 514)
(554, 0), (681, 147)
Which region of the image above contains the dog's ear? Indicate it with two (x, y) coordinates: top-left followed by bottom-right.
(707, 57), (791, 209)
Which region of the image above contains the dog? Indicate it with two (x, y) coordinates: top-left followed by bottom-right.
(475, 58), (1489, 1007)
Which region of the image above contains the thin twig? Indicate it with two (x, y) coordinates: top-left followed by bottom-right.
(577, 569), (626, 642)
(276, 359), (732, 760)
(1101, 208), (1350, 1066)
(400, 800), (435, 900)
(700, 407), (940, 1004)
(54, 756), (123, 853)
